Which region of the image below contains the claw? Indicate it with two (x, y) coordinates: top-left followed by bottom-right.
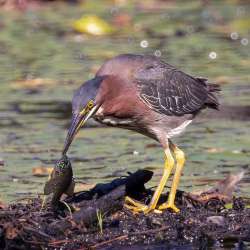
(124, 196), (148, 213)
(158, 202), (180, 213)
(125, 196), (145, 207)
(124, 196), (161, 214)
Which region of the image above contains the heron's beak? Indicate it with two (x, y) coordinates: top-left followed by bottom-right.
(62, 105), (99, 155)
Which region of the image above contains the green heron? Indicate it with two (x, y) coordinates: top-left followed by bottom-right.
(62, 54), (220, 213)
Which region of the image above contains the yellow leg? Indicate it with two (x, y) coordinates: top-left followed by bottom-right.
(124, 147), (174, 214)
(159, 143), (185, 212)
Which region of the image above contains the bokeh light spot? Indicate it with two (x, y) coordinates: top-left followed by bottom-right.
(140, 40), (148, 48)
(209, 51), (217, 60)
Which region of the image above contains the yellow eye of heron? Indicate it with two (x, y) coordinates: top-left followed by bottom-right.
(79, 100), (94, 116)
(87, 100), (94, 109)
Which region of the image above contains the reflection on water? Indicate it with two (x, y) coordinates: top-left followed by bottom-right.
(0, 1), (249, 207)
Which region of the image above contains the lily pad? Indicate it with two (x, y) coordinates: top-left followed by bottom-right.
(73, 15), (115, 35)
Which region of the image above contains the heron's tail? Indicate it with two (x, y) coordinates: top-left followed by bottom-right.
(196, 77), (221, 110)
(206, 83), (221, 110)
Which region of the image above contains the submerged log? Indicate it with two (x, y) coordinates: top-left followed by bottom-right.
(49, 185), (125, 234)
(1, 170), (249, 250)
(66, 169), (153, 203)
(48, 169), (153, 234)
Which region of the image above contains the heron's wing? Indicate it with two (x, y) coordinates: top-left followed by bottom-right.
(135, 64), (209, 116)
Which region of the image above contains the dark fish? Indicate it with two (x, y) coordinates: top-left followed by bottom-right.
(44, 155), (74, 208)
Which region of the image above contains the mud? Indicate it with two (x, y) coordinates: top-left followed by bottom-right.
(0, 170), (249, 250)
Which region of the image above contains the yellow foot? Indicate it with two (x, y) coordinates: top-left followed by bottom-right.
(158, 202), (180, 213)
(124, 196), (161, 214)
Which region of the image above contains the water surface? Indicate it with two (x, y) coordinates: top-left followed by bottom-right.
(0, 0), (249, 203)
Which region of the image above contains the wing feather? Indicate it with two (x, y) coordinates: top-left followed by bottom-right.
(136, 64), (209, 116)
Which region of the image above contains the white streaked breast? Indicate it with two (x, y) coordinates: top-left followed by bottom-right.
(167, 120), (192, 138)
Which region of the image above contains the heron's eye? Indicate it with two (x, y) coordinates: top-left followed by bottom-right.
(79, 100), (94, 115)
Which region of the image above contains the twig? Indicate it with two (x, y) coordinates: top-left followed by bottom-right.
(21, 238), (48, 246)
(49, 239), (73, 246)
(89, 226), (169, 249)
(61, 200), (73, 218)
(90, 235), (127, 249)
(22, 226), (53, 241)
(48, 226), (169, 249)
(48, 185), (125, 235)
(0, 210), (16, 217)
(9, 197), (35, 204)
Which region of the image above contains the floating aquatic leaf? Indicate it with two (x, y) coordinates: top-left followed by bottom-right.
(112, 13), (131, 27)
(0, 158), (4, 166)
(225, 203), (233, 209)
(240, 59), (250, 67)
(230, 18), (250, 34)
(214, 76), (233, 85)
(211, 18), (250, 36)
(32, 166), (53, 177)
(11, 78), (56, 89)
(73, 15), (114, 35)
(0, 199), (6, 209)
(206, 147), (224, 153)
(74, 183), (95, 192)
(191, 171), (245, 203)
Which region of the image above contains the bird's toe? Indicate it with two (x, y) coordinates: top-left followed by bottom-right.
(124, 196), (147, 213)
(124, 196), (161, 214)
(158, 202), (180, 213)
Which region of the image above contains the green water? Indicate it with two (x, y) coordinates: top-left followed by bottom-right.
(0, 0), (249, 203)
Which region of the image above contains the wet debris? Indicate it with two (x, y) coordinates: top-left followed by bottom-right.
(189, 170), (245, 204)
(0, 170), (249, 249)
(206, 215), (225, 226)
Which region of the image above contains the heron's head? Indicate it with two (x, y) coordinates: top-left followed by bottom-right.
(62, 76), (105, 155)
